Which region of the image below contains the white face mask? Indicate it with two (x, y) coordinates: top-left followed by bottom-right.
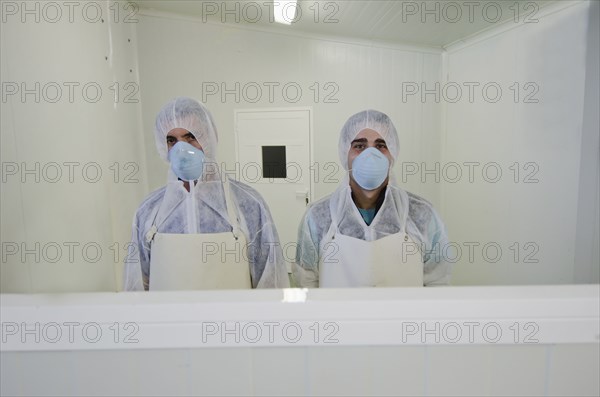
(168, 141), (205, 182)
(350, 147), (390, 190)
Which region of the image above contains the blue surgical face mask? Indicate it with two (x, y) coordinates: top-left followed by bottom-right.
(350, 147), (390, 190)
(168, 141), (205, 182)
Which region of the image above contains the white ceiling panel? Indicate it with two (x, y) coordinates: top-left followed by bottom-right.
(138, 0), (558, 47)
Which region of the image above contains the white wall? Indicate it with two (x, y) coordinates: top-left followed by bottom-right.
(441, 1), (598, 285)
(6, 344), (599, 396)
(0, 1), (146, 292)
(574, 0), (600, 283)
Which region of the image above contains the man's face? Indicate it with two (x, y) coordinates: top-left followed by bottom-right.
(347, 128), (393, 171)
(166, 128), (203, 152)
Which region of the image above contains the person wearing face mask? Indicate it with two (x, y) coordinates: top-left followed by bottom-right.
(123, 97), (289, 291)
(293, 110), (451, 288)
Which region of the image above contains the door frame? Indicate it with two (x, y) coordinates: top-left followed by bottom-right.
(233, 107), (314, 202)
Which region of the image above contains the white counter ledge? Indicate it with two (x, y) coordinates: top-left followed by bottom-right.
(1, 285), (598, 351)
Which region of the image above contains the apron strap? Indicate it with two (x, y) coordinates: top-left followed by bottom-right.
(145, 183), (184, 244)
(145, 206), (162, 244)
(327, 186), (349, 239)
(145, 225), (158, 244)
(223, 176), (242, 240)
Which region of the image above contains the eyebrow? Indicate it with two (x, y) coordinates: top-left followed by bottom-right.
(166, 131), (195, 140)
(350, 138), (387, 144)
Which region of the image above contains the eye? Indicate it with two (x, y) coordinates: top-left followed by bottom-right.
(186, 134), (198, 143)
(352, 143), (365, 150)
(376, 143), (388, 149)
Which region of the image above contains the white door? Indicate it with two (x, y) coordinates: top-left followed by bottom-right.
(235, 108), (312, 275)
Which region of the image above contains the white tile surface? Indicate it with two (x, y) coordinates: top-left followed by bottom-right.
(187, 347), (253, 396)
(546, 343), (600, 396)
(1, 352), (22, 396)
(71, 350), (140, 396)
(306, 346), (374, 396)
(1, 351), (77, 396)
(126, 349), (191, 396)
(304, 345), (426, 396)
(488, 345), (546, 396)
(427, 345), (492, 396)
(2, 342), (599, 396)
(251, 347), (308, 396)
(370, 346), (426, 396)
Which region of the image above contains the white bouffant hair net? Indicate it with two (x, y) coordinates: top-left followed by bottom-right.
(154, 97), (219, 162)
(338, 109), (400, 170)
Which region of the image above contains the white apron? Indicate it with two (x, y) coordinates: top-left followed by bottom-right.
(319, 203), (424, 288)
(146, 178), (252, 290)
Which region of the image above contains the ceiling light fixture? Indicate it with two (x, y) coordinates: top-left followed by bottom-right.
(274, 0), (298, 25)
